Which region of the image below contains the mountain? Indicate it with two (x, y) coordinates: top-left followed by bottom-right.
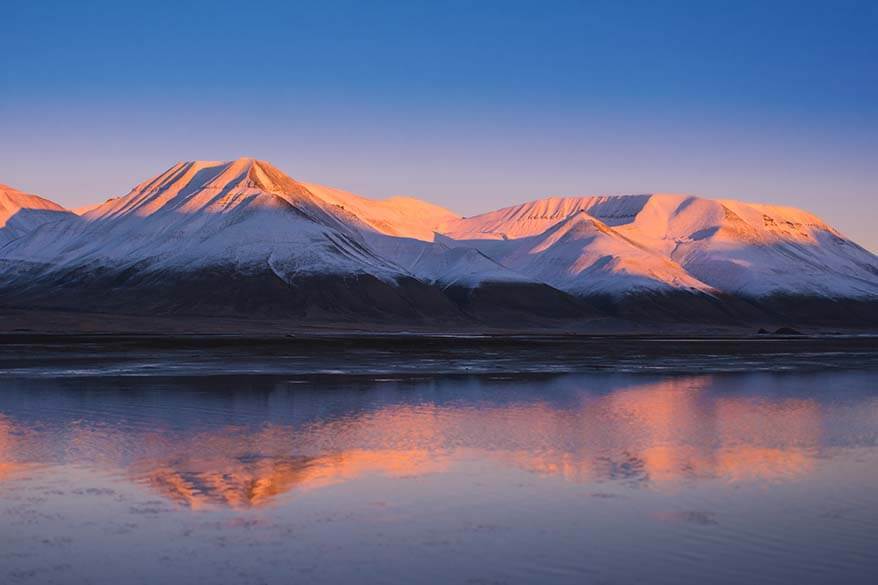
(444, 210), (711, 296)
(0, 184), (73, 246)
(0, 159), (580, 324)
(1, 160), (876, 331)
(440, 195), (653, 239)
(301, 182), (457, 241)
(440, 193), (878, 299)
(17, 159), (406, 280)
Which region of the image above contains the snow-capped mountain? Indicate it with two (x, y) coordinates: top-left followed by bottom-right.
(0, 159), (560, 321)
(472, 211), (711, 296)
(301, 182), (457, 242)
(440, 193), (878, 299)
(6, 158), (405, 281)
(299, 180), (531, 286)
(0, 159), (532, 290)
(0, 184), (73, 246)
(1, 159), (876, 328)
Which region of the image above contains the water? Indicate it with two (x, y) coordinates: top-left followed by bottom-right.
(1, 355), (877, 583)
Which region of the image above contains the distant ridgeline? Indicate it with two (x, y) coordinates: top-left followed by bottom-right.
(1, 160), (877, 331)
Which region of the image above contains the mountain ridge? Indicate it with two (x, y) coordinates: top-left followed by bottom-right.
(0, 184), (74, 246)
(1, 158), (876, 330)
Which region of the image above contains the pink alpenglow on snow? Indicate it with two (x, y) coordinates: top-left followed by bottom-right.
(1, 159), (877, 308)
(0, 184), (73, 245)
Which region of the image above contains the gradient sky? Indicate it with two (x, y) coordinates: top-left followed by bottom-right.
(2, 0), (876, 249)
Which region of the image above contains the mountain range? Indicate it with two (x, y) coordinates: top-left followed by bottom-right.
(1, 158), (876, 332)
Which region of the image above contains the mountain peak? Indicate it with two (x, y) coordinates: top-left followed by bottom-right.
(4, 162), (876, 310)
(0, 184), (71, 241)
(181, 158), (299, 195)
(0, 184), (67, 216)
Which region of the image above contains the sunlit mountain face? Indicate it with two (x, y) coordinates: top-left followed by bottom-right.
(0, 184), (73, 246)
(1, 159), (877, 329)
(1, 374), (871, 510)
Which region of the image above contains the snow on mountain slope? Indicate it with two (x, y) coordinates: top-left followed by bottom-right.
(73, 200), (113, 216)
(439, 195), (652, 240)
(0, 159), (529, 294)
(3, 163), (876, 308)
(83, 158), (353, 233)
(0, 159), (405, 281)
(302, 182), (458, 241)
(496, 211), (711, 295)
(438, 193), (878, 298)
(673, 202), (878, 297)
(0, 185), (73, 245)
(441, 210), (711, 296)
(611, 194), (878, 297)
(364, 233), (531, 287)
(298, 183), (532, 287)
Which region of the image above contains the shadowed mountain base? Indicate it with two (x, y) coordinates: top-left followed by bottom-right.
(751, 295), (878, 328)
(442, 282), (597, 323)
(1, 264), (876, 333)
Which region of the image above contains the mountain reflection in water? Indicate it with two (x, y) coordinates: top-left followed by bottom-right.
(1, 370), (877, 585)
(0, 373), (866, 509)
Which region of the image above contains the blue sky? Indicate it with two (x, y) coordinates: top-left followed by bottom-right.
(2, 0), (876, 249)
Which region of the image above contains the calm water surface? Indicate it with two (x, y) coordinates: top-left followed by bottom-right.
(1, 370), (877, 584)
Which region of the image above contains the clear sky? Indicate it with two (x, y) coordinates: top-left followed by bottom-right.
(2, 0), (876, 249)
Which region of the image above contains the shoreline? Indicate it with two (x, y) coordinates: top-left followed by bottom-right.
(2, 332), (876, 379)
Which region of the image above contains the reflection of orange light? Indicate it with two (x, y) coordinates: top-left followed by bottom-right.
(639, 445), (713, 483)
(713, 397), (821, 482)
(314, 449), (448, 480)
(715, 447), (814, 482)
(136, 449), (449, 510)
(0, 415), (35, 481)
(715, 398), (822, 446)
(0, 460), (37, 482)
(492, 378), (822, 486)
(605, 377), (710, 439)
(596, 378), (713, 485)
(502, 450), (592, 482)
(0, 376), (830, 502)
